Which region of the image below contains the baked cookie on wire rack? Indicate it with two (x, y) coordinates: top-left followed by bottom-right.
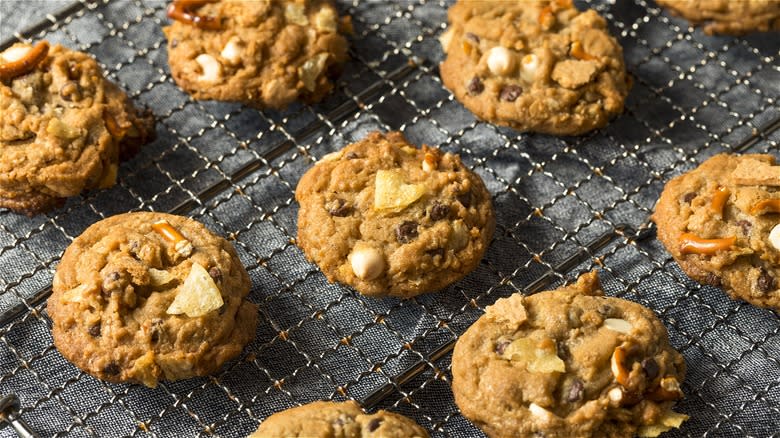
(295, 131), (495, 298)
(48, 212), (257, 387)
(248, 401), (429, 437)
(451, 271), (687, 438)
(438, 0), (630, 136)
(653, 153), (780, 311)
(656, 0), (780, 35)
(0, 41), (154, 215)
(163, 0), (350, 109)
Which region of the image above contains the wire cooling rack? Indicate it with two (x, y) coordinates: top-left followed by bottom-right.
(1, 0), (779, 437)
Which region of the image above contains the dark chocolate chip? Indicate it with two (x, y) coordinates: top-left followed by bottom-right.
(758, 269), (775, 293)
(465, 32), (480, 44)
(171, 39), (179, 48)
(499, 84), (522, 102)
(345, 152), (359, 159)
(427, 248), (445, 258)
(367, 418), (382, 432)
(430, 202), (450, 221)
(209, 266), (223, 283)
(103, 362), (121, 376)
(682, 192), (696, 203)
(566, 379), (584, 402)
(59, 81), (81, 102)
(495, 339), (511, 355)
(326, 198), (351, 217)
(736, 220), (752, 236)
(704, 272), (722, 287)
(457, 190), (472, 209)
(395, 221), (419, 243)
(150, 329), (159, 344)
(88, 322), (101, 338)
(102, 271), (122, 296)
(641, 357), (659, 381)
(597, 303), (613, 316)
(467, 77), (484, 95)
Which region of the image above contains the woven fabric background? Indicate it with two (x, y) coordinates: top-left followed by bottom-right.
(1, 0), (779, 437)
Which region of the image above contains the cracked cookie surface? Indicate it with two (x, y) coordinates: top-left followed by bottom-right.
(657, 0), (780, 35)
(163, 0), (349, 109)
(652, 154), (780, 311)
(249, 401), (428, 437)
(295, 131), (495, 298)
(452, 272), (687, 438)
(0, 42), (154, 215)
(48, 212), (257, 387)
(439, 0), (629, 136)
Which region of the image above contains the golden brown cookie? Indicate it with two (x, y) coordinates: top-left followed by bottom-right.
(438, 0), (629, 136)
(657, 0), (780, 35)
(452, 272), (687, 438)
(295, 131), (495, 298)
(163, 0), (349, 109)
(248, 401), (429, 437)
(48, 212), (257, 388)
(0, 41), (154, 215)
(652, 153), (780, 311)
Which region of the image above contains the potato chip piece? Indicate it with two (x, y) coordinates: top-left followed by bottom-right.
(299, 53), (329, 92)
(60, 283), (96, 304)
(374, 169), (426, 212)
(166, 263), (223, 317)
(149, 268), (175, 287)
(284, 3), (308, 26)
(502, 337), (566, 373)
(637, 411), (688, 437)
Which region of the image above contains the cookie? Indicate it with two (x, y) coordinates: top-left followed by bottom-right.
(0, 41), (154, 215)
(652, 154), (780, 311)
(451, 271), (687, 438)
(48, 212), (257, 387)
(657, 0), (780, 35)
(438, 0), (629, 136)
(295, 131), (495, 298)
(163, 0), (349, 109)
(249, 400), (429, 438)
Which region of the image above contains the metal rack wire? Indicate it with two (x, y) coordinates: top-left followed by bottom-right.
(1, 0), (779, 437)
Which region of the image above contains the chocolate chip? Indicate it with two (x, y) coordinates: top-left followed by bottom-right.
(682, 192), (696, 203)
(367, 418), (382, 432)
(427, 248), (445, 258)
(430, 202), (450, 221)
(736, 220), (752, 236)
(102, 271), (122, 296)
(758, 269), (775, 293)
(495, 339), (511, 355)
(103, 362), (121, 376)
(499, 84), (522, 102)
(88, 322), (101, 337)
(59, 81), (82, 102)
(326, 198), (351, 217)
(150, 330), (159, 344)
(150, 319), (163, 343)
(467, 77), (484, 95)
(345, 152), (359, 159)
(641, 357), (659, 381)
(465, 32), (480, 44)
(566, 379), (584, 402)
(457, 190), (472, 209)
(209, 266), (222, 283)
(171, 39), (179, 48)
(704, 272), (721, 287)
(597, 303), (613, 316)
(395, 221), (419, 243)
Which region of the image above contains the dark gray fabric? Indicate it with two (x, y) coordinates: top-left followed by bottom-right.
(0, 1), (778, 437)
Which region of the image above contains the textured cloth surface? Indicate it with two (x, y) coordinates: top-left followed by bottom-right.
(1, 1), (779, 437)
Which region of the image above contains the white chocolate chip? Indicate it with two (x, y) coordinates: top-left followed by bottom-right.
(769, 224), (780, 251)
(1, 45), (31, 63)
(520, 53), (540, 82)
(220, 36), (243, 65)
(438, 28), (453, 53)
(195, 54), (222, 83)
(604, 318), (632, 334)
(314, 7), (338, 33)
(486, 46), (516, 76)
(528, 403), (554, 424)
(608, 387), (623, 403)
(350, 245), (385, 280)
